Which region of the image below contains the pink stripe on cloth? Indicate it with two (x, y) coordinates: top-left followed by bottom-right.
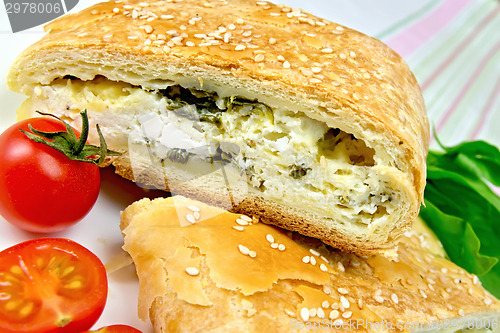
(469, 75), (500, 140)
(431, 39), (500, 143)
(422, 4), (500, 91)
(385, 0), (473, 58)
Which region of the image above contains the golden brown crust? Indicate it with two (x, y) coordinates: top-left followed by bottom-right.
(121, 196), (499, 333)
(7, 0), (429, 255)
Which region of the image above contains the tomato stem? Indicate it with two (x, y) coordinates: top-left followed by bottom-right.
(19, 110), (120, 166)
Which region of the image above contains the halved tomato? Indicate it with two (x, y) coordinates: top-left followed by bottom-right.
(85, 324), (142, 333)
(0, 238), (108, 333)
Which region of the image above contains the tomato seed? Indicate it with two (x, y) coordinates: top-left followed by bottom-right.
(19, 302), (34, 317)
(65, 280), (83, 289)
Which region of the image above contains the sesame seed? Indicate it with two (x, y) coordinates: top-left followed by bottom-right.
(161, 14), (173, 19)
(309, 249), (320, 256)
(141, 25), (153, 33)
(123, 4), (132, 9)
(232, 226), (244, 231)
(485, 298), (493, 305)
(236, 18), (244, 24)
(358, 299), (364, 309)
(139, 2), (149, 6)
(270, 12), (281, 17)
(320, 264), (328, 272)
(194, 33), (207, 39)
(269, 37), (277, 45)
(153, 40), (165, 45)
(336, 26), (344, 31)
(236, 219), (249, 226)
(113, 7), (119, 13)
(255, 54), (265, 62)
(320, 256), (329, 264)
(277, 55), (285, 61)
(188, 204), (200, 212)
(337, 261), (345, 272)
(91, 9), (98, 15)
(311, 67), (322, 73)
(240, 215), (252, 222)
(235, 44), (246, 51)
(338, 288), (348, 295)
(349, 51), (356, 58)
(321, 48), (333, 53)
(103, 33), (113, 39)
(256, 1), (268, 5)
(339, 52), (347, 59)
(420, 290), (427, 299)
(428, 284), (435, 291)
(180, 25), (187, 31)
(310, 256), (316, 266)
(193, 212), (200, 220)
(310, 78), (322, 84)
(309, 308), (317, 318)
(391, 293), (399, 304)
(363, 73), (371, 79)
(300, 307), (309, 321)
(185, 267), (199, 276)
(373, 295), (384, 303)
(459, 309), (465, 316)
(473, 276), (479, 285)
(302, 256), (310, 264)
(266, 234), (275, 243)
(270, 243), (279, 249)
(285, 309), (295, 317)
(323, 285), (332, 295)
(283, 61), (291, 69)
(186, 214), (196, 223)
(374, 289), (382, 296)
(163, 46), (171, 53)
(249, 251), (257, 258)
(228, 23), (236, 30)
(131, 9), (138, 19)
(427, 277), (436, 284)
(77, 32), (88, 37)
(317, 307), (325, 319)
(330, 302), (339, 310)
(340, 296), (350, 309)
(278, 244), (286, 251)
(238, 244), (250, 256)
(185, 41), (195, 47)
(329, 310), (339, 319)
(322, 300), (329, 309)
(342, 311), (352, 319)
(223, 32), (231, 43)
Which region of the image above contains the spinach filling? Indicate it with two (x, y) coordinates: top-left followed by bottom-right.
(158, 85), (273, 127)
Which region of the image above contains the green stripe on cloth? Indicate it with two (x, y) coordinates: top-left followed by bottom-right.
(375, 0), (440, 40)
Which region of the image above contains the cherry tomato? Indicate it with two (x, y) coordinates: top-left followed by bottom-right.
(0, 238), (108, 333)
(84, 324), (143, 333)
(0, 117), (100, 233)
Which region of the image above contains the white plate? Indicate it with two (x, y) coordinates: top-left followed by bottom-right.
(0, 1), (436, 331)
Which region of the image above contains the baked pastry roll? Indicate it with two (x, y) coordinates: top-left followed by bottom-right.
(7, 0), (429, 255)
(120, 196), (499, 333)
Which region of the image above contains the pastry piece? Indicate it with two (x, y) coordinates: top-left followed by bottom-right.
(120, 196), (499, 333)
(7, 0), (429, 255)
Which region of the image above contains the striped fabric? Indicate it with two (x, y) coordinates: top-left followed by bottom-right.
(375, 0), (500, 149)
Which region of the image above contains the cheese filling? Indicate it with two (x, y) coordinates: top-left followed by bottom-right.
(19, 77), (398, 225)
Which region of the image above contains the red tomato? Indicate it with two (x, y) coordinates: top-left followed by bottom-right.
(0, 117), (100, 233)
(0, 238), (108, 333)
(84, 324), (143, 333)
